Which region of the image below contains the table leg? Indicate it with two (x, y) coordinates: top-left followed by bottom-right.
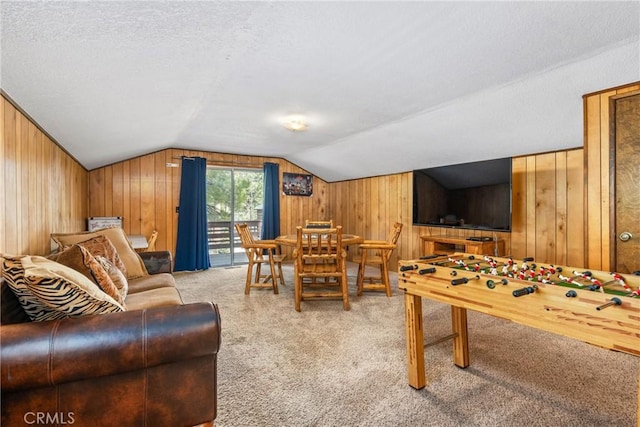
(404, 293), (425, 389)
(451, 306), (469, 368)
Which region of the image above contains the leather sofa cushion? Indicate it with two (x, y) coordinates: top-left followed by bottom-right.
(1, 279), (30, 324)
(125, 287), (183, 311)
(127, 273), (176, 294)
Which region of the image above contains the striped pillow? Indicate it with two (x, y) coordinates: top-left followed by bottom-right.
(1, 255), (65, 321)
(21, 256), (124, 321)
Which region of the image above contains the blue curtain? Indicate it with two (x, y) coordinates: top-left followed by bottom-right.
(261, 162), (280, 240)
(174, 156), (211, 271)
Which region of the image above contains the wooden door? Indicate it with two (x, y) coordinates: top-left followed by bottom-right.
(611, 92), (640, 273)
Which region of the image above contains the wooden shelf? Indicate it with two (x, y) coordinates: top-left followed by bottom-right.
(420, 236), (505, 257)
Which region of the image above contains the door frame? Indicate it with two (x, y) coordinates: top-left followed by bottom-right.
(206, 165), (264, 266)
(608, 89), (640, 271)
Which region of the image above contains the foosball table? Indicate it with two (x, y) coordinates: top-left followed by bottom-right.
(398, 253), (640, 426)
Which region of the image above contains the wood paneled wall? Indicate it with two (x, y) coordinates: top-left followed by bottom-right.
(87, 147), (587, 270)
(1, 95), (88, 256)
(510, 150), (585, 266)
(329, 173), (414, 269)
(584, 82), (640, 271)
(88, 149), (330, 254)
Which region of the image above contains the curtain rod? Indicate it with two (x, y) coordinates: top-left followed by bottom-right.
(170, 156), (263, 168)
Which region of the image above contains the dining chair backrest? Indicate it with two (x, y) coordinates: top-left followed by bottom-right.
(235, 223), (256, 248)
(293, 225), (349, 311)
(295, 225), (345, 272)
(142, 230), (158, 252)
(385, 222), (404, 260)
(146, 230), (158, 252)
(304, 219), (334, 229)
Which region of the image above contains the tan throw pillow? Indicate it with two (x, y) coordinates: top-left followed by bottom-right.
(21, 255), (124, 321)
(1, 255), (64, 321)
(51, 227), (148, 279)
(96, 255), (128, 301)
(48, 245), (125, 306)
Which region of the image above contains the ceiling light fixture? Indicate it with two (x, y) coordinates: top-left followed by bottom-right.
(282, 115), (308, 132)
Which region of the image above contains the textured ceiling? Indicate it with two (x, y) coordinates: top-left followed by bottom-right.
(1, 1), (639, 181)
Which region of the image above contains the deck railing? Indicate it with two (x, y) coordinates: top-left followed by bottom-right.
(207, 220), (261, 254)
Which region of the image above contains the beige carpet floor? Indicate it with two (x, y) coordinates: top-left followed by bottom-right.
(174, 263), (638, 427)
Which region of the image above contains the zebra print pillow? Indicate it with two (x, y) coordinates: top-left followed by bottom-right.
(20, 256), (124, 321)
(2, 255), (66, 322)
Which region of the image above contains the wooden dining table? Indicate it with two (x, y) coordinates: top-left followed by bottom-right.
(275, 233), (363, 247)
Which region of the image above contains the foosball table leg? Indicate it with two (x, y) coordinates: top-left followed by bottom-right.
(404, 293), (426, 389)
(451, 306), (470, 368)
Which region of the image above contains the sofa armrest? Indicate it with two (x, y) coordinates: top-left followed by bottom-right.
(139, 250), (173, 274)
(1, 302), (220, 393)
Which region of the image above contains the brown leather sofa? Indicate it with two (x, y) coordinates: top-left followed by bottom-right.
(1, 251), (221, 427)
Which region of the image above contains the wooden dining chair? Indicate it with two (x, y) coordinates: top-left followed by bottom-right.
(293, 225), (349, 311)
(145, 230), (158, 252)
(355, 222), (403, 297)
(235, 223), (286, 295)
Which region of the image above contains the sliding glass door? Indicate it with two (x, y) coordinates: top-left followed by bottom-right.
(206, 167), (263, 267)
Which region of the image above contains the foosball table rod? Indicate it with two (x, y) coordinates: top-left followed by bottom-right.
(596, 297), (622, 311)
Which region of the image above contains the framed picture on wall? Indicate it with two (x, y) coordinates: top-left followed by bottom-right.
(283, 173), (313, 196)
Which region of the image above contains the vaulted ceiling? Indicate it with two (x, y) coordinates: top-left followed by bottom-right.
(2, 1), (638, 181)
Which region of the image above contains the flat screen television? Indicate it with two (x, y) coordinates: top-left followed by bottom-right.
(412, 157), (512, 232)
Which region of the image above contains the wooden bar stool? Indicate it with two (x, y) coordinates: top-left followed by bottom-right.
(355, 222), (403, 297)
(235, 223), (286, 294)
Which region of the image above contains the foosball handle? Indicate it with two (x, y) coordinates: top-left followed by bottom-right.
(451, 275), (479, 286)
(522, 257), (534, 262)
(400, 264), (418, 272)
(420, 254), (444, 260)
(418, 267), (436, 275)
(451, 277), (469, 286)
(513, 286), (537, 297)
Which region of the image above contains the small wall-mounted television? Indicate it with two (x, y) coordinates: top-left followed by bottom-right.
(412, 157), (512, 232)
